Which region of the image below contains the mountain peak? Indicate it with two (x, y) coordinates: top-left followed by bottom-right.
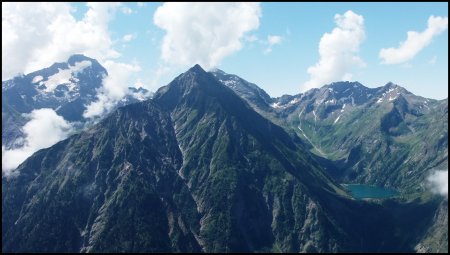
(380, 82), (412, 96)
(187, 64), (206, 74)
(384, 81), (397, 88)
(67, 54), (95, 65)
(327, 81), (364, 89)
(209, 68), (227, 75)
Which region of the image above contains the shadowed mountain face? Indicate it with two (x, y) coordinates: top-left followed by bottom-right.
(2, 65), (446, 253)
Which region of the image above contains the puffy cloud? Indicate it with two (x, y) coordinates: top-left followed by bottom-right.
(268, 35), (283, 45)
(2, 109), (73, 176)
(303, 10), (366, 91)
(264, 35), (283, 54)
(2, 2), (121, 80)
(134, 79), (147, 89)
(83, 61), (141, 119)
(427, 170), (448, 198)
(153, 2), (261, 69)
(122, 33), (137, 42)
(379, 16), (448, 65)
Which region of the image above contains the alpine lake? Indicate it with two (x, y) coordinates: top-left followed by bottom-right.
(342, 184), (399, 200)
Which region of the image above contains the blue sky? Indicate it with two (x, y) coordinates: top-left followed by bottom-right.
(3, 2), (449, 99)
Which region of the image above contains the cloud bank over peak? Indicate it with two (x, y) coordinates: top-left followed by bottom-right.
(153, 2), (261, 70)
(2, 2), (121, 80)
(303, 10), (366, 91)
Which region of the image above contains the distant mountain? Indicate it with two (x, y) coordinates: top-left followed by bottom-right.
(2, 55), (151, 150)
(216, 71), (447, 195)
(275, 81), (447, 194)
(2, 55), (106, 122)
(3, 65), (444, 253)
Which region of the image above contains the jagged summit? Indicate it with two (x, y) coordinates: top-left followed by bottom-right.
(67, 54), (96, 64)
(188, 63), (206, 74)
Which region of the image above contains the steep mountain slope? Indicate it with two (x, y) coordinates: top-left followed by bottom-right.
(2, 65), (445, 253)
(210, 69), (273, 112)
(3, 100), (200, 252)
(143, 64), (353, 252)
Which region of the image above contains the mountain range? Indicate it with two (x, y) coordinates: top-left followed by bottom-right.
(2, 58), (448, 253)
(213, 70), (448, 195)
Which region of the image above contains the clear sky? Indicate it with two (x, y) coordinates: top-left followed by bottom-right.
(3, 2), (448, 99)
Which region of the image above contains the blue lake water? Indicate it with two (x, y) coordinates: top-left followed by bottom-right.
(342, 184), (399, 200)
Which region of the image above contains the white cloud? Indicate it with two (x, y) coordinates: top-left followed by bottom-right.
(303, 10), (366, 91)
(268, 35), (283, 45)
(122, 6), (133, 15)
(427, 170), (448, 198)
(122, 33), (137, 42)
(379, 16), (448, 65)
(264, 35), (283, 54)
(2, 109), (73, 176)
(137, 2), (145, 8)
(83, 61), (141, 119)
(153, 2), (261, 69)
(2, 2), (121, 80)
(134, 79), (147, 89)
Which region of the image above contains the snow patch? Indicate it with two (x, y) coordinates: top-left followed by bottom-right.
(271, 102), (282, 109)
(388, 95), (397, 101)
(288, 98), (300, 105)
(334, 115), (341, 124)
(131, 91), (148, 101)
(221, 79), (239, 89)
(325, 98), (336, 104)
(32, 75), (43, 83)
(42, 60), (91, 92)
